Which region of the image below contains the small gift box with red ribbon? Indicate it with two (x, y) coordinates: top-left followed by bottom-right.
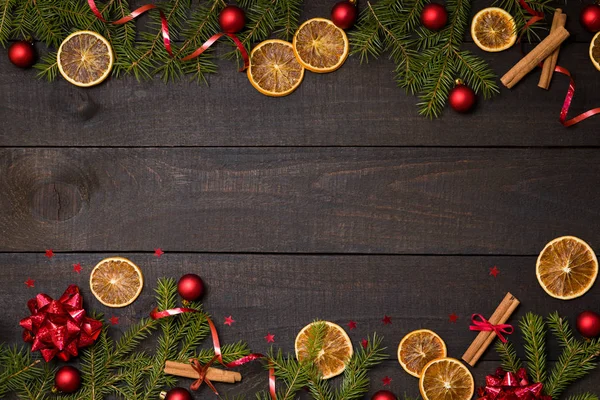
(20, 285), (103, 362)
(478, 368), (551, 400)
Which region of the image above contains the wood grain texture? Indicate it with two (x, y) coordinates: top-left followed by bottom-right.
(1, 43), (598, 147)
(2, 253), (599, 398)
(2, 148), (600, 253)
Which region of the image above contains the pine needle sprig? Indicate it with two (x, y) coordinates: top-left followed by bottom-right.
(520, 312), (547, 384)
(267, 348), (311, 400)
(0, 0), (16, 46)
(494, 340), (523, 374)
(567, 394), (600, 400)
(495, 0), (554, 42)
(0, 345), (45, 398)
(545, 312), (600, 398)
(336, 333), (387, 400)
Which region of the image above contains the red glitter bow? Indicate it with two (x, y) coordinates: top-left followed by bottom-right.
(478, 368), (551, 400)
(470, 314), (514, 343)
(150, 307), (276, 399)
(19, 285), (103, 362)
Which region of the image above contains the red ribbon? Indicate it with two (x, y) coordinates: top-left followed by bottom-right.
(19, 285), (103, 362)
(469, 314), (514, 343)
(87, 0), (249, 70)
(477, 368), (551, 400)
(150, 307), (276, 399)
(517, 0), (600, 127)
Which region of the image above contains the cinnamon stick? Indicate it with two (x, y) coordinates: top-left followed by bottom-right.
(501, 26), (570, 89)
(462, 292), (520, 367)
(538, 9), (567, 89)
(164, 360), (242, 383)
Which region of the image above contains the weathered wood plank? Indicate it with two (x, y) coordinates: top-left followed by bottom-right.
(1, 148), (600, 253)
(2, 253), (599, 398)
(1, 42), (598, 147)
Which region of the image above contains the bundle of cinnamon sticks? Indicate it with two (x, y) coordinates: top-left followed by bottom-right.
(501, 9), (569, 90)
(164, 360), (242, 383)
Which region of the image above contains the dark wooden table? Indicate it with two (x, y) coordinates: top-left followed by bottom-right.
(1, 0), (600, 398)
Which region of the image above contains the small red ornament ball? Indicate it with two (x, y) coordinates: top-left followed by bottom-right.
(577, 310), (600, 338)
(219, 5), (246, 33)
(164, 387), (193, 400)
(331, 1), (358, 30)
(8, 40), (36, 68)
(371, 390), (398, 400)
(420, 3), (448, 31)
(448, 83), (476, 113)
(54, 366), (81, 393)
(177, 273), (205, 301)
(581, 4), (600, 32)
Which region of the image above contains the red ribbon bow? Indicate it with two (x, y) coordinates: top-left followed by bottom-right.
(19, 285), (103, 362)
(150, 307), (276, 399)
(477, 368), (551, 400)
(470, 314), (514, 343)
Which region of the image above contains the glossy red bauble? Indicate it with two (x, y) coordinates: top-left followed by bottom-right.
(177, 273), (205, 301)
(581, 4), (600, 32)
(448, 83), (476, 113)
(164, 387), (193, 400)
(577, 310), (600, 338)
(331, 1), (358, 30)
(8, 40), (36, 68)
(371, 390), (398, 400)
(420, 3), (448, 31)
(219, 5), (246, 33)
(54, 366), (81, 393)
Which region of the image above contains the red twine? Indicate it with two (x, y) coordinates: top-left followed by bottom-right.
(20, 285), (103, 362)
(469, 314), (514, 343)
(87, 0), (249, 70)
(518, 0), (600, 127)
(150, 307), (276, 399)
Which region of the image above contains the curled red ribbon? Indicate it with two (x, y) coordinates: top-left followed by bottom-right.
(150, 307), (276, 399)
(87, 0), (249, 70)
(469, 314), (514, 343)
(517, 0), (600, 126)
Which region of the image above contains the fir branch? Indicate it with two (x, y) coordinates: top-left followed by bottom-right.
(0, 345), (44, 398)
(567, 394), (600, 400)
(495, 0), (553, 42)
(494, 341), (522, 374)
(336, 333), (387, 400)
(274, 0), (302, 41)
(520, 312), (547, 384)
(0, 0), (16, 46)
(267, 348), (310, 400)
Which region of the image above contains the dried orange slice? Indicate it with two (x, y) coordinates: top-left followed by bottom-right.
(90, 257), (144, 308)
(536, 236), (598, 300)
(419, 358), (474, 400)
(293, 18), (349, 73)
(247, 39), (305, 97)
(471, 8), (517, 52)
(57, 30), (113, 87)
(398, 329), (447, 378)
(295, 321), (353, 379)
(589, 31), (600, 71)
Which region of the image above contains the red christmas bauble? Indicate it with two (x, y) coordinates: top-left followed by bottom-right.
(54, 366), (81, 393)
(581, 4), (600, 32)
(577, 310), (600, 338)
(331, 1), (358, 30)
(371, 390), (398, 400)
(420, 3), (448, 31)
(164, 387), (193, 400)
(448, 83), (476, 113)
(177, 273), (205, 301)
(8, 40), (36, 68)
(219, 5), (246, 33)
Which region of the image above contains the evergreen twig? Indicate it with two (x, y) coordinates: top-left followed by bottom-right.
(494, 340), (522, 374)
(521, 312), (547, 385)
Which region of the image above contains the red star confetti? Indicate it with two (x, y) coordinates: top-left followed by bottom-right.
(73, 263), (82, 273)
(154, 248), (164, 257)
(45, 249), (54, 258)
(361, 338), (369, 349)
(449, 313), (459, 323)
(265, 333), (275, 343)
(382, 376), (392, 386)
(224, 316), (235, 326)
(382, 315), (392, 325)
(490, 266), (500, 278)
(25, 278), (35, 288)
(109, 316), (119, 325)
(347, 320), (357, 330)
